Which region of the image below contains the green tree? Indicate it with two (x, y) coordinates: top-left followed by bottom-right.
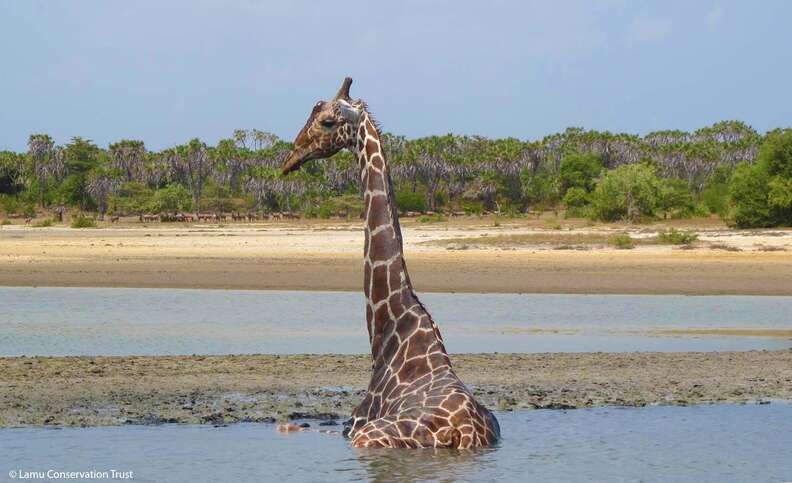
(728, 162), (771, 228)
(0, 151), (24, 195)
(110, 182), (153, 216)
(520, 167), (559, 211)
(590, 163), (662, 222)
(60, 137), (101, 209)
(728, 129), (792, 227)
(563, 187), (589, 207)
(149, 184), (193, 213)
(559, 152), (602, 194)
(657, 178), (694, 219)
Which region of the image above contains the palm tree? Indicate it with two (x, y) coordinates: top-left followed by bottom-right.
(86, 167), (121, 220)
(27, 134), (63, 207)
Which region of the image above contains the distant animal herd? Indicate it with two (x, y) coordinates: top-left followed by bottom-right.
(131, 211), (302, 223)
(9, 209), (485, 226)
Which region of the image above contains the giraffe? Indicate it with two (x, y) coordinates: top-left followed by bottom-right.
(281, 78), (500, 449)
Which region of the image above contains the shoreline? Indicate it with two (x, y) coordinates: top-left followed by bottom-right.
(2, 351), (790, 428)
(1, 222), (791, 295)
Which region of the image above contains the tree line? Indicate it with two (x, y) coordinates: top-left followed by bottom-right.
(1, 121), (790, 228)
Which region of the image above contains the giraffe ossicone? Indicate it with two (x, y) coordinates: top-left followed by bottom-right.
(282, 77), (500, 449)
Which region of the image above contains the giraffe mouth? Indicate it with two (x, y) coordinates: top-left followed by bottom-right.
(281, 150), (306, 175)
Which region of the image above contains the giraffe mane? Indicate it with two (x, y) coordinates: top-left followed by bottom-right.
(356, 100), (384, 138)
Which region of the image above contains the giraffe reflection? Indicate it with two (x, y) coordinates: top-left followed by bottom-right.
(356, 447), (494, 482)
(282, 78), (500, 448)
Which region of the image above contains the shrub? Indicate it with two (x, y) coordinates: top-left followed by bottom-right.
(657, 179), (695, 219)
(148, 184), (193, 213)
(417, 214), (447, 223)
(728, 162), (771, 228)
(611, 233), (634, 249)
(317, 204), (333, 219)
(590, 163), (662, 222)
(23, 203), (36, 218)
(395, 190), (426, 213)
(322, 194), (364, 219)
(657, 228), (698, 245)
(521, 168), (560, 209)
(559, 152), (602, 194)
(461, 200), (483, 216)
(728, 129), (792, 228)
(71, 215), (97, 228)
(33, 218), (55, 227)
(1, 219), (11, 225)
(110, 182), (154, 215)
(563, 186), (589, 208)
(0, 194), (20, 214)
(701, 182), (730, 217)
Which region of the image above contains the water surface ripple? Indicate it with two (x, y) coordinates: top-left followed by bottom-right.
(1, 287), (791, 355)
(2, 404), (790, 482)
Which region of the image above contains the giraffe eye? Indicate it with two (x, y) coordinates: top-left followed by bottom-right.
(321, 119), (336, 128)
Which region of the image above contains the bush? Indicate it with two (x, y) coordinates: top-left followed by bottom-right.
(521, 168), (560, 209)
(317, 204), (333, 219)
(728, 163), (771, 228)
(564, 206), (590, 218)
(657, 179), (695, 219)
(70, 215), (97, 228)
(0, 194), (20, 214)
(559, 152), (602, 194)
(461, 200), (483, 216)
(33, 218), (55, 227)
(149, 184), (193, 213)
(590, 163), (662, 222)
(110, 182), (154, 215)
(611, 233), (634, 249)
(701, 183), (730, 217)
(657, 228), (698, 245)
(1, 219), (11, 225)
(321, 194), (364, 219)
(563, 187), (589, 208)
(417, 214), (447, 223)
(728, 129), (792, 228)
(395, 190), (426, 213)
(23, 203), (36, 218)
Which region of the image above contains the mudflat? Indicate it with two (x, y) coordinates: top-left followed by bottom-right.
(0, 218), (791, 295)
(1, 351), (790, 427)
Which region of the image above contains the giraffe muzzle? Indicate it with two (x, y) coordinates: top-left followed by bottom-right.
(281, 150), (306, 175)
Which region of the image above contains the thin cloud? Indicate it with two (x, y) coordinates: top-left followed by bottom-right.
(630, 16), (673, 43)
(706, 5), (725, 30)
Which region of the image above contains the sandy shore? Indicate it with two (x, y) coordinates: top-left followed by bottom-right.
(1, 218), (791, 294)
(1, 351), (790, 427)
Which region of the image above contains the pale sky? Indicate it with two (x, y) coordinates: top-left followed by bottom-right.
(1, 0), (790, 151)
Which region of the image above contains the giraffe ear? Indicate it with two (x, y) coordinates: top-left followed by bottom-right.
(338, 99), (361, 124)
(334, 77), (353, 100)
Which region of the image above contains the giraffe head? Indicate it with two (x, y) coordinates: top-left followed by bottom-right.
(282, 77), (362, 175)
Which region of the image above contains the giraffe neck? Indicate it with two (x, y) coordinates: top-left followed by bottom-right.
(353, 109), (448, 368)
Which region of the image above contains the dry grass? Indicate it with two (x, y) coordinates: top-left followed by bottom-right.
(652, 329), (792, 338)
(709, 243), (742, 252)
(422, 232), (669, 249)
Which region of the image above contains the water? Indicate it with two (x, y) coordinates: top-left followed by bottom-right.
(2, 404), (790, 482)
(1, 287), (791, 356)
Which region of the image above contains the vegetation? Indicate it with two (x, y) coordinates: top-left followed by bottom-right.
(33, 218), (54, 227)
(0, 122), (789, 228)
(70, 215), (97, 228)
(657, 229), (699, 245)
(728, 129), (792, 228)
(611, 233), (635, 249)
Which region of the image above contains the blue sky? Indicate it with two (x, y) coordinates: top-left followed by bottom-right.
(1, 0), (790, 151)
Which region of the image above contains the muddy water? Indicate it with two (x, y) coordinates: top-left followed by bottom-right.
(2, 404), (790, 482)
(1, 287), (791, 356)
